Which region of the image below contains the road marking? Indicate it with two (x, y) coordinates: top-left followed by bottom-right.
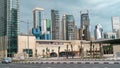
(46, 67), (52, 68)
(93, 66), (99, 68)
(4, 67), (10, 68)
(104, 67), (108, 68)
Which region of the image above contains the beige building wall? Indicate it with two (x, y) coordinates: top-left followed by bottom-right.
(113, 44), (120, 58)
(0, 36), (8, 58)
(17, 35), (36, 57)
(36, 40), (100, 57)
(36, 40), (71, 57)
(16, 36), (101, 58)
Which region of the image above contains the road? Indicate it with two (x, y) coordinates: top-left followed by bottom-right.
(0, 63), (120, 68)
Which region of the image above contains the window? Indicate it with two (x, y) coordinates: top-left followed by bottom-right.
(103, 45), (113, 54)
(23, 49), (33, 57)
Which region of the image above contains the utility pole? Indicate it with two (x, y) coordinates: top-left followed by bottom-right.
(20, 20), (30, 58)
(27, 21), (29, 58)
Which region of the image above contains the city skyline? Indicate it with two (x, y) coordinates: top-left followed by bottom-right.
(19, 0), (120, 36)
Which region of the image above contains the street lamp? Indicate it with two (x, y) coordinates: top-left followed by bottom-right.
(20, 20), (30, 58)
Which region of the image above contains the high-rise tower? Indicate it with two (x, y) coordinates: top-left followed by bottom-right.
(80, 11), (90, 41)
(32, 8), (44, 40)
(111, 17), (120, 33)
(62, 14), (76, 40)
(0, 0), (19, 57)
(51, 9), (60, 40)
(32, 8), (51, 40)
(94, 24), (103, 40)
(41, 19), (51, 40)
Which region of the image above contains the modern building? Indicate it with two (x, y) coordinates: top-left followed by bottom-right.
(41, 19), (51, 40)
(0, 0), (19, 57)
(1, 34), (120, 59)
(15, 35), (101, 59)
(32, 7), (44, 40)
(111, 17), (120, 33)
(80, 11), (90, 41)
(111, 17), (120, 39)
(62, 14), (76, 40)
(15, 35), (118, 59)
(75, 25), (79, 40)
(94, 24), (103, 40)
(32, 8), (51, 40)
(32, 7), (50, 40)
(104, 32), (117, 39)
(16, 35), (36, 58)
(117, 29), (120, 39)
(51, 9), (60, 40)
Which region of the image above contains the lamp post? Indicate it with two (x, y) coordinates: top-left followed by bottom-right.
(27, 21), (29, 58)
(20, 20), (29, 58)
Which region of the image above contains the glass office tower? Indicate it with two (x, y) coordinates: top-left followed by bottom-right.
(80, 11), (90, 41)
(62, 15), (76, 40)
(0, 0), (19, 57)
(51, 9), (60, 40)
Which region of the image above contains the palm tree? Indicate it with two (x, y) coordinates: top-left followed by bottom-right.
(58, 46), (60, 57)
(66, 45), (68, 59)
(90, 41), (92, 58)
(42, 49), (45, 58)
(70, 44), (74, 58)
(46, 47), (49, 58)
(93, 45), (94, 58)
(78, 45), (81, 57)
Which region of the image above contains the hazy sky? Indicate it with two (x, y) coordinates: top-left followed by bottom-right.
(19, 0), (120, 36)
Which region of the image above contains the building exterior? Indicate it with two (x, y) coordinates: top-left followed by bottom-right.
(0, 0), (19, 57)
(51, 9), (60, 40)
(17, 35), (100, 58)
(111, 17), (120, 33)
(75, 25), (79, 40)
(41, 19), (51, 40)
(0, 35), (119, 59)
(94, 24), (103, 40)
(16, 35), (36, 58)
(62, 14), (76, 40)
(80, 11), (90, 41)
(117, 29), (120, 39)
(32, 8), (51, 40)
(32, 7), (44, 40)
(104, 32), (117, 39)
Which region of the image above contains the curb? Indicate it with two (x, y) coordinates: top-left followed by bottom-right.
(12, 61), (120, 64)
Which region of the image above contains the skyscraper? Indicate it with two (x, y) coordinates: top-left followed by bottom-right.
(94, 24), (103, 40)
(62, 14), (76, 40)
(32, 8), (44, 40)
(0, 0), (19, 57)
(117, 29), (120, 39)
(80, 11), (90, 41)
(111, 17), (120, 33)
(32, 8), (51, 40)
(41, 19), (51, 40)
(51, 9), (60, 40)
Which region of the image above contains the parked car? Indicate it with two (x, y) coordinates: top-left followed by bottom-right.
(2, 57), (12, 64)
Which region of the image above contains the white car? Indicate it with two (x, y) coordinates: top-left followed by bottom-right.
(2, 57), (12, 64)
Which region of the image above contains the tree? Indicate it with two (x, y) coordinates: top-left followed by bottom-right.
(42, 49), (45, 58)
(66, 45), (68, 59)
(70, 44), (74, 58)
(58, 46), (60, 57)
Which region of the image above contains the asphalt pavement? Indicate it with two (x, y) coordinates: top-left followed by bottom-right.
(0, 63), (120, 68)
